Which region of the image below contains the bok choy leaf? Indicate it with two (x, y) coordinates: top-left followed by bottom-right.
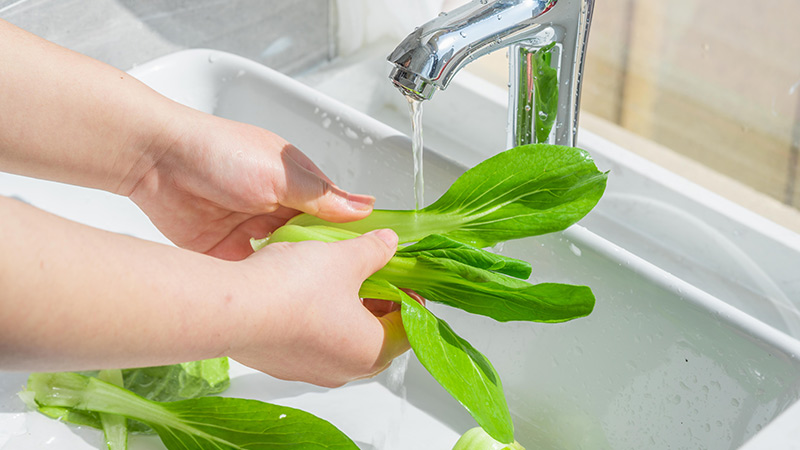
(287, 144), (607, 248)
(24, 372), (358, 450)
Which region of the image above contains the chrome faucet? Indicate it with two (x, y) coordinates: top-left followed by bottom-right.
(387, 0), (594, 148)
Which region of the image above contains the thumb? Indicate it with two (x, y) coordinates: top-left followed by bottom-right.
(334, 229), (398, 280)
(279, 149), (375, 222)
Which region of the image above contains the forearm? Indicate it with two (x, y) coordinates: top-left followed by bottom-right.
(0, 196), (252, 371)
(0, 19), (179, 195)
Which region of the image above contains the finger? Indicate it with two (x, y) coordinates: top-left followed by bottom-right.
(278, 146), (375, 222)
(353, 310), (410, 381)
(363, 298), (400, 316)
(204, 213), (294, 261)
(332, 229), (398, 281)
(282, 144), (336, 185)
(377, 310), (410, 362)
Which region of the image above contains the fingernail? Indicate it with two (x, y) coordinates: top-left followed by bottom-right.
(371, 228), (398, 249)
(346, 193), (375, 211)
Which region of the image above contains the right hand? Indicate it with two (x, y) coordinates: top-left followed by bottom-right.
(227, 229), (410, 387)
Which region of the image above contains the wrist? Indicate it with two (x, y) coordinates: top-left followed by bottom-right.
(114, 98), (191, 197)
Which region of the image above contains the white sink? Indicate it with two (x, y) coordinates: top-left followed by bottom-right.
(1, 49), (799, 449)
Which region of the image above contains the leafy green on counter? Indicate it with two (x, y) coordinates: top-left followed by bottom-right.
(27, 357), (231, 435)
(24, 371), (358, 450)
(121, 357), (230, 403)
(98, 369), (128, 450)
(254, 144), (607, 444)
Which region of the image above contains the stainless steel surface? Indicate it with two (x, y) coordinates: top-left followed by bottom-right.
(387, 0), (594, 146)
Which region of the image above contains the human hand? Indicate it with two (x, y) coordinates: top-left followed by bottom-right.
(128, 107), (374, 260)
(227, 229), (410, 387)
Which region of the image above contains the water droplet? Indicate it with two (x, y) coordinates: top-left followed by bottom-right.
(731, 398), (740, 407)
(362, 136), (373, 145)
(321, 117), (332, 128)
(524, 105), (531, 112)
(207, 54), (217, 63)
(497, 14), (502, 20)
(480, 0), (488, 4)
(236, 69), (245, 78)
(438, 11), (447, 17)
(538, 111), (549, 120)
(569, 243), (582, 256)
(344, 127), (359, 140)
(460, 31), (467, 38)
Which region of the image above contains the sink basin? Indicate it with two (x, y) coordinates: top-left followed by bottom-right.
(1, 49), (799, 449)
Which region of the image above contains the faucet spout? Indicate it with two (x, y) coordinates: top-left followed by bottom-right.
(387, 0), (594, 147)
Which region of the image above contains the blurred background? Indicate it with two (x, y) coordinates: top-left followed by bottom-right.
(463, 0), (800, 231)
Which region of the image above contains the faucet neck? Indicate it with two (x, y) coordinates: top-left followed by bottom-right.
(388, 0), (595, 147)
(509, 0), (595, 147)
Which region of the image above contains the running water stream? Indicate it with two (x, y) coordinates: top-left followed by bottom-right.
(409, 97), (425, 210)
(379, 96), (425, 449)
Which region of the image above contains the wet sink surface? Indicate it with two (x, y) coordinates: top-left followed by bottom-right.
(1, 49), (799, 449)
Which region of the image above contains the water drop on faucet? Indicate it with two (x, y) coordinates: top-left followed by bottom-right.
(460, 31), (467, 38)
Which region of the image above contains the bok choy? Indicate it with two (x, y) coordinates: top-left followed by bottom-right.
(254, 143), (607, 444)
(22, 371), (358, 450)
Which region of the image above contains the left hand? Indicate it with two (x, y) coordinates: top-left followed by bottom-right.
(128, 107), (374, 260)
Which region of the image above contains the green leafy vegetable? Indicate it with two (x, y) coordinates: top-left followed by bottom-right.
(254, 144), (606, 444)
(374, 233), (594, 323)
(98, 369), (128, 450)
(399, 289), (514, 443)
(25, 372), (358, 450)
(261, 226), (594, 324)
(27, 358), (231, 438)
(286, 144), (606, 248)
(452, 427), (526, 450)
(122, 357), (230, 403)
